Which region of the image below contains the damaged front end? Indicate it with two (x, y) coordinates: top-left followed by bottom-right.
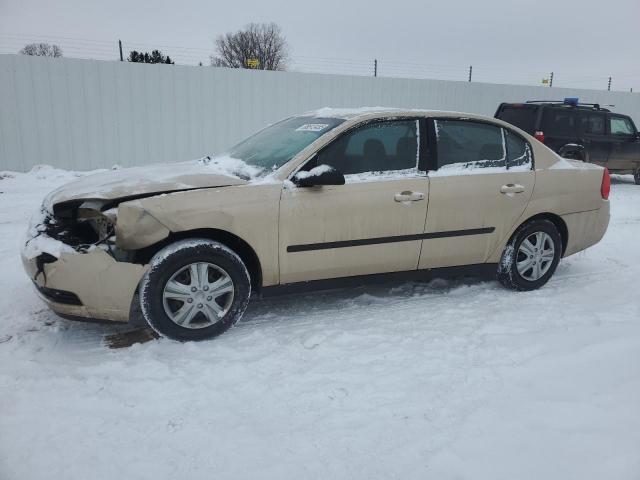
(22, 199), (149, 323)
(20, 163), (247, 324)
(25, 199), (128, 261)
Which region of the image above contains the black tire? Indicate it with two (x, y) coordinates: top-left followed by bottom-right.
(634, 167), (640, 185)
(497, 219), (562, 291)
(139, 239), (251, 341)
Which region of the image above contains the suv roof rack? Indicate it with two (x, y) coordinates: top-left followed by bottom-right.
(525, 100), (613, 111)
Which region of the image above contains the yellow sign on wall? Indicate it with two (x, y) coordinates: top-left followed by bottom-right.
(246, 59), (260, 69)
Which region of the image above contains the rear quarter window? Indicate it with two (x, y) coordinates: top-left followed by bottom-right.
(496, 106), (537, 133)
(505, 130), (533, 169)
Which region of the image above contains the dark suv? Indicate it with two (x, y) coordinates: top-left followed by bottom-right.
(495, 99), (640, 184)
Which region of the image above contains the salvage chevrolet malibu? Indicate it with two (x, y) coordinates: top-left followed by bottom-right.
(22, 108), (610, 340)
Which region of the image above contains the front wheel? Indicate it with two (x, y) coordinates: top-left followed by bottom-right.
(139, 239), (251, 341)
(497, 219), (562, 291)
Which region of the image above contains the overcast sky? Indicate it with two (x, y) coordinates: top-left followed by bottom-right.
(1, 0), (638, 91)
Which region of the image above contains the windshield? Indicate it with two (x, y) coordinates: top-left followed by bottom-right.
(226, 116), (345, 174)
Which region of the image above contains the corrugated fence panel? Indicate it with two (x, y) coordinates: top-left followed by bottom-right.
(1, 53), (639, 172)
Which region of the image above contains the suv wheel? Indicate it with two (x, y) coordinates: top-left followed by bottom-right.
(634, 167), (640, 185)
(497, 219), (562, 291)
(139, 239), (251, 341)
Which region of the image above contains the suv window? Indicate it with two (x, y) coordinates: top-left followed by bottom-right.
(541, 108), (577, 136)
(497, 106), (537, 133)
(610, 116), (635, 136)
(434, 120), (505, 169)
(505, 130), (532, 168)
(316, 120), (419, 175)
(580, 113), (606, 135)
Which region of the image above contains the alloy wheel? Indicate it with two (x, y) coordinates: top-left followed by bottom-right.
(516, 231), (555, 281)
(162, 262), (235, 329)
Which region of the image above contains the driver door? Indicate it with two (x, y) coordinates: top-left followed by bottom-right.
(278, 119), (430, 284)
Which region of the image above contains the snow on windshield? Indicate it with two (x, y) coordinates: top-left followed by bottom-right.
(225, 116), (345, 173)
(200, 155), (265, 180)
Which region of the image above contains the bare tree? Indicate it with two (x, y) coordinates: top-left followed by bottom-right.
(211, 23), (289, 71)
(20, 43), (63, 58)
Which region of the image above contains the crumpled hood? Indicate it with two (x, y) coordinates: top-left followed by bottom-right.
(44, 160), (248, 208)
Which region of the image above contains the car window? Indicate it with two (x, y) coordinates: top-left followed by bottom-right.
(580, 113), (605, 135)
(505, 130), (532, 169)
(496, 106), (537, 133)
(434, 119), (506, 170)
(316, 120), (419, 175)
(610, 116), (635, 136)
(541, 108), (577, 136)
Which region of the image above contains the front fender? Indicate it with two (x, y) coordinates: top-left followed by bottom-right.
(120, 184), (282, 286)
(116, 200), (171, 250)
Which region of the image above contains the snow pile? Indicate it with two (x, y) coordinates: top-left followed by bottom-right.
(38, 156), (265, 209)
(22, 234), (75, 260)
(345, 167), (420, 182)
(21, 205), (74, 260)
(0, 168), (639, 480)
(292, 164), (334, 180)
(304, 106), (479, 121)
(549, 154), (602, 171)
(430, 161), (532, 176)
(307, 106), (400, 119)
(201, 154), (265, 180)
(549, 155), (578, 170)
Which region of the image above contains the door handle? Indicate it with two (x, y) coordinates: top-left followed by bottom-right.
(500, 184), (525, 194)
(394, 191), (425, 202)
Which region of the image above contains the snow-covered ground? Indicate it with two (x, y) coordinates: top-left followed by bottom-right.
(0, 167), (639, 480)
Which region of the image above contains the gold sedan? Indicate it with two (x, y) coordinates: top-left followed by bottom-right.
(22, 108), (610, 340)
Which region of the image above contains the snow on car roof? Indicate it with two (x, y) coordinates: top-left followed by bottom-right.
(303, 107), (401, 119)
(300, 106), (489, 121)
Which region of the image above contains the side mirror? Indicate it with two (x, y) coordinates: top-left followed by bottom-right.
(292, 164), (345, 187)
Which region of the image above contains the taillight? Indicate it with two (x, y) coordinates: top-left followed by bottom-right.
(601, 168), (610, 200)
(534, 131), (545, 143)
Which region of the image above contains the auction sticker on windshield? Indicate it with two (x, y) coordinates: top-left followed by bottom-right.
(295, 123), (330, 132)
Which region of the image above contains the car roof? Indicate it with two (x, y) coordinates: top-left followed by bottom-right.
(299, 107), (499, 122)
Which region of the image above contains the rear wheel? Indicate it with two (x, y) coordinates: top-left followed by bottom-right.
(634, 167), (640, 185)
(139, 239), (251, 341)
(497, 219), (562, 291)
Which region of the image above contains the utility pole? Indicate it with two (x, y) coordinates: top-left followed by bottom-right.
(549, 72), (553, 87)
(374, 59), (377, 77)
(468, 65), (472, 82)
(118, 40), (123, 61)
(608, 77), (611, 91)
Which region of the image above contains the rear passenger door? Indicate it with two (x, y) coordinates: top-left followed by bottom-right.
(418, 119), (535, 269)
(578, 111), (610, 165)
